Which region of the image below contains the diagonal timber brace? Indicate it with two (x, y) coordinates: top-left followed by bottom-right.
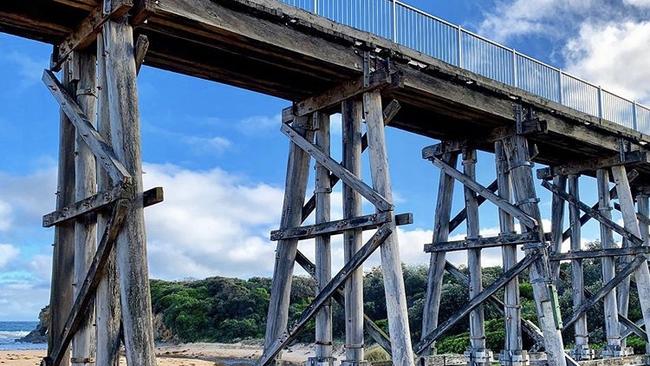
(301, 100), (400, 220)
(43, 70), (132, 185)
(424, 152), (538, 229)
(294, 251), (393, 355)
(44, 200), (129, 366)
(562, 254), (647, 331)
(541, 180), (644, 246)
(257, 225), (393, 366)
(282, 123), (393, 212)
(416, 252), (541, 355)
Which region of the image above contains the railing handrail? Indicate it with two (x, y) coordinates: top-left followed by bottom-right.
(282, 0), (649, 134)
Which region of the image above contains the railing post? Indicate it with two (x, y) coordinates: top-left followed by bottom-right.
(457, 25), (463, 68)
(512, 49), (518, 87)
(392, 0), (397, 42)
(558, 70), (563, 105)
(633, 101), (639, 131)
(598, 86), (604, 119)
(314, 0), (318, 14)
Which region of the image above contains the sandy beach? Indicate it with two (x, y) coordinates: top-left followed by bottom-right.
(0, 342), (339, 366)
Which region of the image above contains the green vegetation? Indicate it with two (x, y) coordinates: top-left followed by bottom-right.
(148, 241), (645, 354)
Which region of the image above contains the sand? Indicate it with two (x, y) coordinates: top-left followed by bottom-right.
(0, 342), (333, 366)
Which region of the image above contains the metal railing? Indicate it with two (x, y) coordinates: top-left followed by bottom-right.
(280, 0), (650, 135)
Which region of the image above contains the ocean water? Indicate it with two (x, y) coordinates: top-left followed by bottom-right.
(0, 321), (46, 351)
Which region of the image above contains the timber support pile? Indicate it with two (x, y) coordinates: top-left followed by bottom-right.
(43, 2), (162, 366)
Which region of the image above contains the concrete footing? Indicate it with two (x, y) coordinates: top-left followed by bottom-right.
(569, 344), (595, 361)
(306, 357), (337, 366)
(499, 350), (530, 366)
(463, 348), (493, 365)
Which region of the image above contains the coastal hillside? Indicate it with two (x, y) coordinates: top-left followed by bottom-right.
(25, 244), (648, 354)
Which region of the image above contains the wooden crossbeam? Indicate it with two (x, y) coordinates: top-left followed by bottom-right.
(562, 254), (647, 331)
(45, 200), (129, 366)
(444, 262), (545, 345)
(425, 232), (551, 253)
(560, 170), (639, 243)
(425, 153), (538, 229)
(551, 246), (650, 261)
(282, 123), (392, 212)
(294, 251), (393, 355)
(134, 34), (149, 74)
(294, 69), (399, 117)
(43, 186), (163, 227)
(415, 252), (541, 355)
(301, 101), (400, 221)
(51, 0), (133, 71)
(542, 180), (644, 246)
(257, 225), (392, 366)
(43, 70), (132, 185)
(537, 151), (650, 180)
(271, 212), (412, 241)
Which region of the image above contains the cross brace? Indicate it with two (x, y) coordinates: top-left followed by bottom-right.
(43, 186), (163, 227)
(415, 252), (541, 355)
(425, 151), (538, 229)
(294, 251), (393, 355)
(44, 200), (128, 366)
(562, 254), (647, 331)
(257, 225), (392, 366)
(541, 180), (644, 246)
(43, 70), (132, 185)
(301, 100), (400, 220)
(424, 232), (552, 253)
(282, 123), (392, 212)
(271, 212), (412, 241)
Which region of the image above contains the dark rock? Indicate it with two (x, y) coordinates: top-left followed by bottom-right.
(20, 306), (49, 343)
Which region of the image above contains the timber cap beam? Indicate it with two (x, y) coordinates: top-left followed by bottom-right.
(424, 232), (552, 253)
(550, 246), (650, 261)
(271, 212), (412, 241)
(537, 151), (650, 180)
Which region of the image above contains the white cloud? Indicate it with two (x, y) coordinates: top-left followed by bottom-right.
(0, 244), (19, 270)
(625, 0), (650, 7)
(238, 114), (282, 134)
(563, 21), (650, 104)
(0, 201), (12, 231)
(181, 135), (232, 153)
(3, 51), (43, 89)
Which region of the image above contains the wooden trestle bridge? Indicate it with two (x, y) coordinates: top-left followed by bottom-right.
(1, 0), (650, 366)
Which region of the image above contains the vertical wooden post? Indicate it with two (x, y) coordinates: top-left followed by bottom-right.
(263, 114), (314, 358)
(597, 169), (623, 358)
(639, 194), (650, 246)
(313, 112), (333, 364)
(102, 18), (156, 366)
(95, 31), (122, 366)
(341, 99), (365, 365)
(495, 141), (526, 366)
(550, 175), (567, 283)
(463, 149), (490, 365)
(502, 134), (566, 366)
(568, 175), (590, 359)
(72, 51), (97, 366)
(49, 60), (76, 366)
(611, 165), (650, 354)
(363, 90), (415, 366)
(421, 148), (457, 356)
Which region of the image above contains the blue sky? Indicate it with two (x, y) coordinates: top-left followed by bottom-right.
(0, 0), (649, 320)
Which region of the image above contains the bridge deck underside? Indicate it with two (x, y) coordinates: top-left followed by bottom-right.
(2, 0), (650, 180)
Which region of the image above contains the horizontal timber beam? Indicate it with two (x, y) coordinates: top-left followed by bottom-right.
(551, 246), (650, 261)
(425, 149), (538, 229)
(294, 251), (393, 355)
(271, 212), (412, 241)
(43, 186), (163, 227)
(541, 180), (644, 246)
(257, 225), (392, 366)
(537, 151), (650, 180)
(282, 123), (393, 212)
(45, 200), (128, 366)
(43, 70), (132, 184)
(294, 69), (400, 117)
(415, 252), (541, 355)
(51, 0), (133, 71)
(425, 232), (551, 253)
